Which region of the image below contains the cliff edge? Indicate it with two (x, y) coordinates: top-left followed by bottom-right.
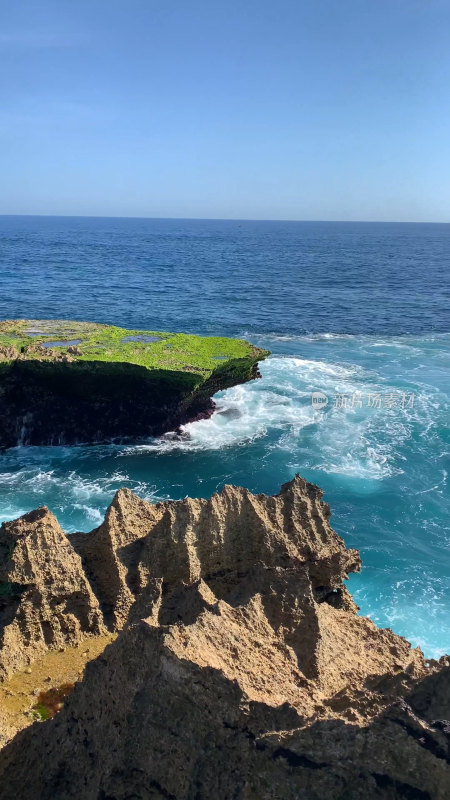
(0, 320), (269, 447)
(0, 476), (448, 799)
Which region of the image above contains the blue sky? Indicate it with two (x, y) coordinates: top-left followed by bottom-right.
(1, 0), (449, 220)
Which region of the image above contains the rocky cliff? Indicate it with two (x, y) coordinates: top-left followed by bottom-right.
(0, 320), (269, 447)
(0, 477), (448, 799)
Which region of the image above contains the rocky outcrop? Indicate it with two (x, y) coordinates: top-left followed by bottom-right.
(0, 508), (104, 680)
(0, 477), (448, 798)
(0, 320), (269, 448)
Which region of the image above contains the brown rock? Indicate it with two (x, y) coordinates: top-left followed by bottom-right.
(0, 345), (18, 362)
(0, 476), (448, 799)
(0, 506), (105, 679)
(70, 475), (361, 633)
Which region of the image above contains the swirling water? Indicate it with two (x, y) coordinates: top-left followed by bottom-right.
(0, 216), (449, 656)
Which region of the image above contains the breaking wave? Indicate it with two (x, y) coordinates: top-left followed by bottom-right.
(0, 333), (448, 657)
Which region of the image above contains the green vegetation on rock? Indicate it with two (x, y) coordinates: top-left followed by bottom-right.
(0, 319), (265, 377)
(0, 320), (270, 448)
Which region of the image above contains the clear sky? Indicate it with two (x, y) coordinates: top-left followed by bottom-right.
(1, 0), (449, 221)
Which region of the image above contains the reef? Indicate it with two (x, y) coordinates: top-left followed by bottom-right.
(0, 476), (448, 799)
(0, 320), (269, 447)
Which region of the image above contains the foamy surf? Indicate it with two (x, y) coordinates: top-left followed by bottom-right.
(0, 334), (448, 657)
(123, 355), (420, 482)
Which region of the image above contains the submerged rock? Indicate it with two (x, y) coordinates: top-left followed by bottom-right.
(0, 476), (448, 798)
(0, 320), (269, 448)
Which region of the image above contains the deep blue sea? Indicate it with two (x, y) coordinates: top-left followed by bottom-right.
(0, 216), (449, 657)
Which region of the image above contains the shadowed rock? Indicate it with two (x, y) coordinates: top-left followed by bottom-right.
(0, 320), (269, 447)
(0, 476), (448, 798)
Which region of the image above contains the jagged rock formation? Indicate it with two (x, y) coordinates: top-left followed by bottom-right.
(0, 507), (104, 680)
(0, 477), (448, 799)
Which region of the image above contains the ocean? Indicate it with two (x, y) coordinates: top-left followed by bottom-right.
(0, 215), (449, 657)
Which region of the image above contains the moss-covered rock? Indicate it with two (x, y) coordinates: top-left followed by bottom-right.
(0, 320), (270, 448)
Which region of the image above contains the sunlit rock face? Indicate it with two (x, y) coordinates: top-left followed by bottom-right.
(0, 476), (448, 799)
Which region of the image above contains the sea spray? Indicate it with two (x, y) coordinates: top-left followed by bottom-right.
(0, 333), (448, 657)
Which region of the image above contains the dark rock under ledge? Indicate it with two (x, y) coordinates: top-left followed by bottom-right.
(0, 320), (270, 448)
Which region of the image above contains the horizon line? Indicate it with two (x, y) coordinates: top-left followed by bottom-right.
(0, 213), (448, 225)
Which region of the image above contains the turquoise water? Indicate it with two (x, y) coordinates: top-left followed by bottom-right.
(0, 217), (449, 656)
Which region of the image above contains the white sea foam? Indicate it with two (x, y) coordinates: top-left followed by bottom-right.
(73, 504), (104, 524)
(0, 343), (448, 657)
(241, 331), (358, 342)
(1, 356), (444, 491)
(119, 356), (420, 481)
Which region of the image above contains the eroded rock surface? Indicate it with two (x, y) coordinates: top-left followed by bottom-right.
(0, 476), (448, 799)
(0, 507), (104, 680)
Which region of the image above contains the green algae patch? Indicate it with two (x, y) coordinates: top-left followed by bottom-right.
(32, 683), (75, 721)
(0, 320), (270, 448)
(0, 320), (264, 375)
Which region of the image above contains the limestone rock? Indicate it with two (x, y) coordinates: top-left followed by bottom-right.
(70, 476), (361, 633)
(0, 476), (448, 798)
(0, 507), (104, 679)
